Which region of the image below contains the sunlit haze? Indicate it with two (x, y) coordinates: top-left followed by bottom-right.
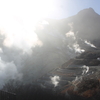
(0, 0), (58, 51)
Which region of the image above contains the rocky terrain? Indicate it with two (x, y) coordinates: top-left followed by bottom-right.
(36, 50), (100, 99)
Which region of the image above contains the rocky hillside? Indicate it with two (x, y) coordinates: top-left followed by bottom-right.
(37, 50), (100, 99)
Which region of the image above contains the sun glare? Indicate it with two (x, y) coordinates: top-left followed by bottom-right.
(0, 0), (56, 51)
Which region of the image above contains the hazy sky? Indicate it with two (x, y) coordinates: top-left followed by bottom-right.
(47, 0), (100, 19)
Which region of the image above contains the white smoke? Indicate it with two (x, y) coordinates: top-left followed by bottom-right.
(81, 65), (89, 75)
(73, 43), (85, 53)
(72, 76), (82, 85)
(97, 58), (100, 61)
(0, 58), (22, 89)
(2, 31), (41, 53)
(50, 76), (60, 87)
(0, 19), (72, 87)
(66, 23), (75, 40)
(0, 18), (44, 88)
(70, 65), (89, 91)
(84, 40), (97, 48)
(66, 23), (85, 54)
(66, 31), (76, 40)
(70, 76), (82, 91)
(68, 22), (73, 31)
(66, 31), (85, 53)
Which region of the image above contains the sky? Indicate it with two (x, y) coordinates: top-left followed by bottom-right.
(0, 0), (99, 25)
(47, 0), (100, 19)
(0, 0), (99, 21)
(0, 0), (99, 50)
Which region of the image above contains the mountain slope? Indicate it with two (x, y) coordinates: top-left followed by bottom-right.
(24, 7), (100, 81)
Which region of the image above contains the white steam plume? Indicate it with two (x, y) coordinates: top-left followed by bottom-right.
(66, 31), (76, 40)
(73, 43), (85, 53)
(50, 76), (60, 87)
(97, 58), (100, 61)
(0, 58), (22, 89)
(66, 23), (85, 54)
(81, 65), (89, 75)
(84, 40), (97, 48)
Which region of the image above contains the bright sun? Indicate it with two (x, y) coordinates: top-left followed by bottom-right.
(0, 0), (56, 51)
